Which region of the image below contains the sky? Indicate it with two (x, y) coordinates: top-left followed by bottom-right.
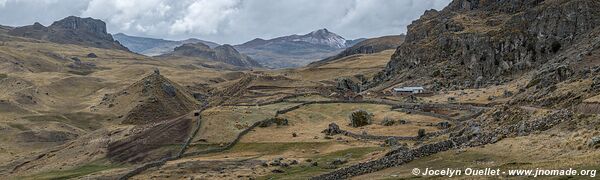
(0, 0), (451, 44)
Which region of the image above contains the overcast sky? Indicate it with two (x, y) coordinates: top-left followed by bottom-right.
(0, 0), (450, 44)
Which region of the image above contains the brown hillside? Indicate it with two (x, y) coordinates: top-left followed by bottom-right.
(310, 35), (405, 67)
(98, 70), (199, 125)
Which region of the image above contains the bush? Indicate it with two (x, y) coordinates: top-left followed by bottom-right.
(0, 73), (7, 80)
(349, 110), (373, 127)
(259, 117), (289, 128)
(272, 117), (288, 126)
(380, 117), (395, 126)
(418, 129), (426, 138)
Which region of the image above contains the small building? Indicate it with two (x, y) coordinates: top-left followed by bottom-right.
(393, 86), (425, 95)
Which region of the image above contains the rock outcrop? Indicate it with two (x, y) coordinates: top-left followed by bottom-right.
(335, 77), (361, 93)
(372, 0), (600, 90)
(162, 42), (262, 68)
(8, 16), (128, 51)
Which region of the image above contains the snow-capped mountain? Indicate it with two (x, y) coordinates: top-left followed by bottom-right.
(235, 28), (364, 68)
(292, 29), (348, 49)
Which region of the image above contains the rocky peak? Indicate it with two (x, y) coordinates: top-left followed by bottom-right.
(50, 16), (107, 34)
(31, 22), (45, 30)
(298, 28), (347, 48)
(309, 28), (332, 36)
(175, 42), (212, 52)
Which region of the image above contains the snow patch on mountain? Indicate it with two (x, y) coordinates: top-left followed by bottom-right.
(293, 28), (347, 48)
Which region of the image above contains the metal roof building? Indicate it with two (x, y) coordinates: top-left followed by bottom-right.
(392, 86), (424, 94)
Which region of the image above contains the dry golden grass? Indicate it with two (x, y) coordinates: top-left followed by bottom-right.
(264, 50), (394, 83)
(355, 129), (600, 179)
(193, 102), (302, 143)
(242, 103), (444, 143)
(451, 14), (509, 34)
(422, 77), (528, 104)
(584, 95), (600, 103)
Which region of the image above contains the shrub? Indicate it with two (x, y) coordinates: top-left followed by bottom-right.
(0, 73), (7, 80)
(380, 117), (395, 126)
(349, 110), (373, 127)
(259, 117), (289, 128)
(272, 117), (288, 126)
(418, 129), (426, 138)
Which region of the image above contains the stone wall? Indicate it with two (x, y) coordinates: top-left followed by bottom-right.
(322, 123), (418, 141)
(311, 110), (572, 179)
(311, 136), (471, 180)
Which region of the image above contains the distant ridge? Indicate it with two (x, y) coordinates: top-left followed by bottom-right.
(113, 33), (219, 56)
(161, 42), (262, 68)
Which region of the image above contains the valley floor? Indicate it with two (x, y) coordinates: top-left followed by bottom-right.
(1, 39), (599, 180)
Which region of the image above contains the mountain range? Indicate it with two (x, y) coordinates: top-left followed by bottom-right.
(114, 28), (365, 69)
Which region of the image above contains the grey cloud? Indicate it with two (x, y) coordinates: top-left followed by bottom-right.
(0, 0), (451, 44)
(0, 0), (89, 26)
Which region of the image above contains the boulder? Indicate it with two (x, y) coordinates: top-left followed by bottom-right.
(322, 123), (343, 135)
(161, 83), (177, 97)
(588, 136), (600, 148)
(272, 169), (285, 173)
(383, 137), (399, 147)
(335, 77), (360, 93)
(330, 158), (347, 165)
(436, 122), (451, 129)
(87, 53), (98, 58)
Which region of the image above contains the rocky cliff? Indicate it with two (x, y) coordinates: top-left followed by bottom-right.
(8, 16), (128, 51)
(372, 0), (600, 90)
